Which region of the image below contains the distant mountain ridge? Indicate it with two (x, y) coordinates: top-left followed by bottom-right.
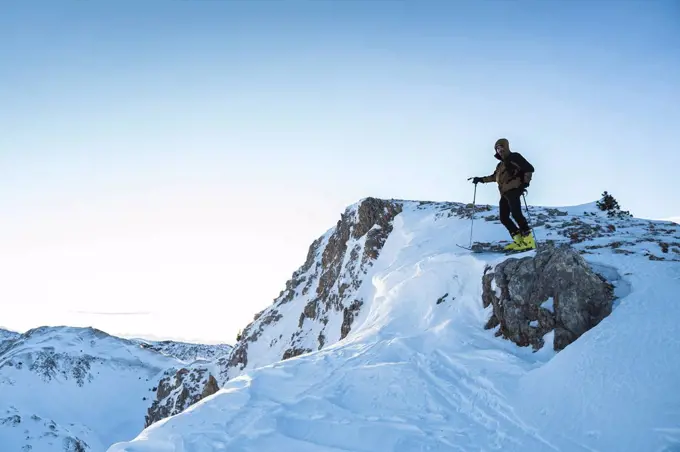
(0, 327), (20, 343)
(132, 338), (232, 363)
(0, 325), (231, 452)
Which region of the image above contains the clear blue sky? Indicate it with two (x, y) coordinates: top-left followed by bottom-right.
(1, 0), (678, 342)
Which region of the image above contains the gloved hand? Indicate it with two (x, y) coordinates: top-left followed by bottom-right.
(472, 177), (482, 184)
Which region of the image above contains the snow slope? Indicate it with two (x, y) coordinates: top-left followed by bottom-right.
(0, 326), (230, 451)
(1, 405), (100, 452)
(109, 198), (680, 452)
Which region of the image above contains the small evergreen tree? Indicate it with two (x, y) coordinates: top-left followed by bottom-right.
(596, 191), (632, 218)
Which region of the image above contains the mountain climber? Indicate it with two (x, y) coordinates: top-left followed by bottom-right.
(471, 138), (536, 251)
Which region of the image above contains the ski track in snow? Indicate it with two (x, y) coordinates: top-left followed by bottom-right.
(64, 201), (680, 451)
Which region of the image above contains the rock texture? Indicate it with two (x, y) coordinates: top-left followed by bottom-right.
(482, 243), (615, 351)
(135, 339), (232, 363)
(145, 366), (220, 427)
(223, 197), (403, 380)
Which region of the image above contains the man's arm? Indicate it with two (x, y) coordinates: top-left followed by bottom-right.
(480, 171), (496, 183)
(473, 169), (496, 184)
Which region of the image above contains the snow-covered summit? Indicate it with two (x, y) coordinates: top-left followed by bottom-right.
(110, 195), (680, 452)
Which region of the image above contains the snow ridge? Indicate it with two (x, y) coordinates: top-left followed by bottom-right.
(110, 197), (680, 452)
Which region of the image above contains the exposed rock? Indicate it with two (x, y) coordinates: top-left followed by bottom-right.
(145, 366), (220, 427)
(302, 300), (317, 321)
(0, 349), (97, 387)
(436, 293), (449, 305)
(282, 347), (311, 360)
(200, 375), (219, 399)
(340, 300), (364, 340)
(1, 414), (20, 426)
(482, 243), (615, 351)
(224, 309), (283, 372)
(224, 197), (403, 379)
(64, 437), (89, 452)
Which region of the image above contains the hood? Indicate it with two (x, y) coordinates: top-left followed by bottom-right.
(494, 138), (511, 160)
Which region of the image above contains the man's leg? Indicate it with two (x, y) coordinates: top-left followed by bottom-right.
(506, 189), (530, 234)
(499, 195), (519, 236)
(506, 188), (535, 249)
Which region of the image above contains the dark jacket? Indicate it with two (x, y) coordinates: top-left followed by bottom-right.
(481, 139), (534, 195)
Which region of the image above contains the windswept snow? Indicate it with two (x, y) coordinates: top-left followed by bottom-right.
(109, 200), (680, 452)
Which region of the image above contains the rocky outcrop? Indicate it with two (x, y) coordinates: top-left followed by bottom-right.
(145, 366), (220, 427)
(341, 300), (363, 340)
(222, 197), (403, 380)
(483, 243), (615, 351)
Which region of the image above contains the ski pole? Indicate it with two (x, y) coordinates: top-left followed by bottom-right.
(522, 193), (532, 224)
(522, 192), (538, 248)
(468, 179), (477, 248)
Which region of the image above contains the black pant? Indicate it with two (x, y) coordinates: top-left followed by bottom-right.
(499, 188), (530, 236)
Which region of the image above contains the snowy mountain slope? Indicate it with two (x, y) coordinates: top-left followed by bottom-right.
(1, 405), (100, 452)
(0, 327), (20, 346)
(0, 326), (231, 451)
(109, 196), (680, 452)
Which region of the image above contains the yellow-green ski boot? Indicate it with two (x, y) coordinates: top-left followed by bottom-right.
(517, 231), (536, 251)
(504, 233), (525, 251)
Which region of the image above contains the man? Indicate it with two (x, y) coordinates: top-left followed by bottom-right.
(472, 138), (535, 251)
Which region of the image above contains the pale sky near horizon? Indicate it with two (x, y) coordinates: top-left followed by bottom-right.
(1, 1), (678, 344)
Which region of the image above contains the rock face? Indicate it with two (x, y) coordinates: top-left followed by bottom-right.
(482, 243), (615, 351)
(223, 197), (403, 380)
(145, 366), (220, 427)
